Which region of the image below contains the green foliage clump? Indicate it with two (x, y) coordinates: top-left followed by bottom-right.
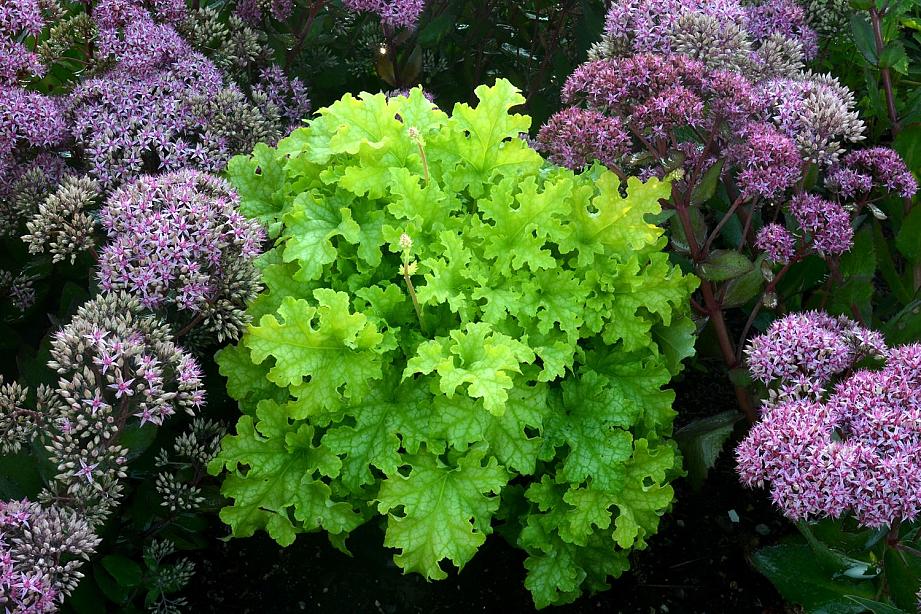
(210, 79), (698, 607)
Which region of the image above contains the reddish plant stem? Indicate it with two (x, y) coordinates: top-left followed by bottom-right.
(869, 8), (901, 137)
(703, 195), (746, 254)
(736, 258), (796, 364)
(672, 186), (757, 422)
(175, 313), (205, 339)
(870, 7), (921, 289)
(287, 0), (328, 66)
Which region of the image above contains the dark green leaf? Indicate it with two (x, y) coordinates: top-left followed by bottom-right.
(101, 555), (144, 588)
(0, 453), (44, 499)
(728, 366), (752, 388)
(675, 411), (740, 490)
(120, 423), (158, 460)
(850, 14), (879, 65)
(879, 42), (910, 73)
(873, 220), (910, 305)
(751, 543), (877, 613)
(670, 207), (707, 253)
(93, 563), (132, 604)
(884, 546), (921, 611)
(691, 160), (724, 205)
(885, 299), (921, 344)
(845, 596), (909, 614)
(722, 263), (765, 308)
(894, 125), (921, 173)
(798, 523), (877, 576)
(66, 577), (107, 614)
(698, 250), (754, 282)
(896, 207), (921, 263)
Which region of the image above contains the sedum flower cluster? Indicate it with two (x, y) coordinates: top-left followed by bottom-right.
(97, 170), (265, 341)
(342, 0), (427, 28)
(0, 293), (207, 609)
(2, 0), (309, 240)
(737, 311), (921, 528)
(67, 3), (308, 190)
(0, 500), (100, 613)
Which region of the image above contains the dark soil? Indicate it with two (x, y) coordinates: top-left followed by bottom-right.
(187, 363), (792, 614)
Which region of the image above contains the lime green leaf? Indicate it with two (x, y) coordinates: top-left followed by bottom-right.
(281, 193), (361, 281)
(217, 80), (694, 607)
(435, 381), (550, 474)
(558, 174), (669, 266)
(245, 292), (383, 410)
(227, 144), (290, 227)
(405, 322), (535, 415)
(478, 175), (571, 271)
(432, 79), (543, 196)
(611, 439), (677, 549)
(416, 230), (481, 315)
(215, 344), (287, 413)
(377, 447), (509, 579)
(209, 401), (360, 546)
(322, 380), (428, 491)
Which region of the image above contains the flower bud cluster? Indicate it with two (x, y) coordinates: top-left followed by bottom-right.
(0, 154), (70, 237)
(42, 292), (205, 523)
(155, 418), (225, 513)
(23, 176), (100, 264)
(0, 499), (101, 612)
(179, 7), (271, 81)
(0, 269), (37, 313)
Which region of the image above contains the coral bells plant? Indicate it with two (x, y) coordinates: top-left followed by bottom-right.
(537, 0), (919, 420)
(212, 81), (698, 608)
(737, 311), (921, 611)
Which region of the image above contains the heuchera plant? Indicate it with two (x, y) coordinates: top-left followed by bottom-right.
(737, 312), (921, 612)
(210, 80), (699, 607)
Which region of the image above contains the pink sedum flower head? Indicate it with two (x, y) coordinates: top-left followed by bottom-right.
(97, 170), (265, 341)
(788, 193), (853, 256)
(535, 107), (630, 170)
(733, 122), (802, 199)
(0, 499), (99, 611)
(755, 223), (795, 264)
(745, 311), (884, 387)
(743, 0), (817, 59)
(343, 0), (426, 28)
(738, 315), (921, 527)
(826, 147), (919, 200)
